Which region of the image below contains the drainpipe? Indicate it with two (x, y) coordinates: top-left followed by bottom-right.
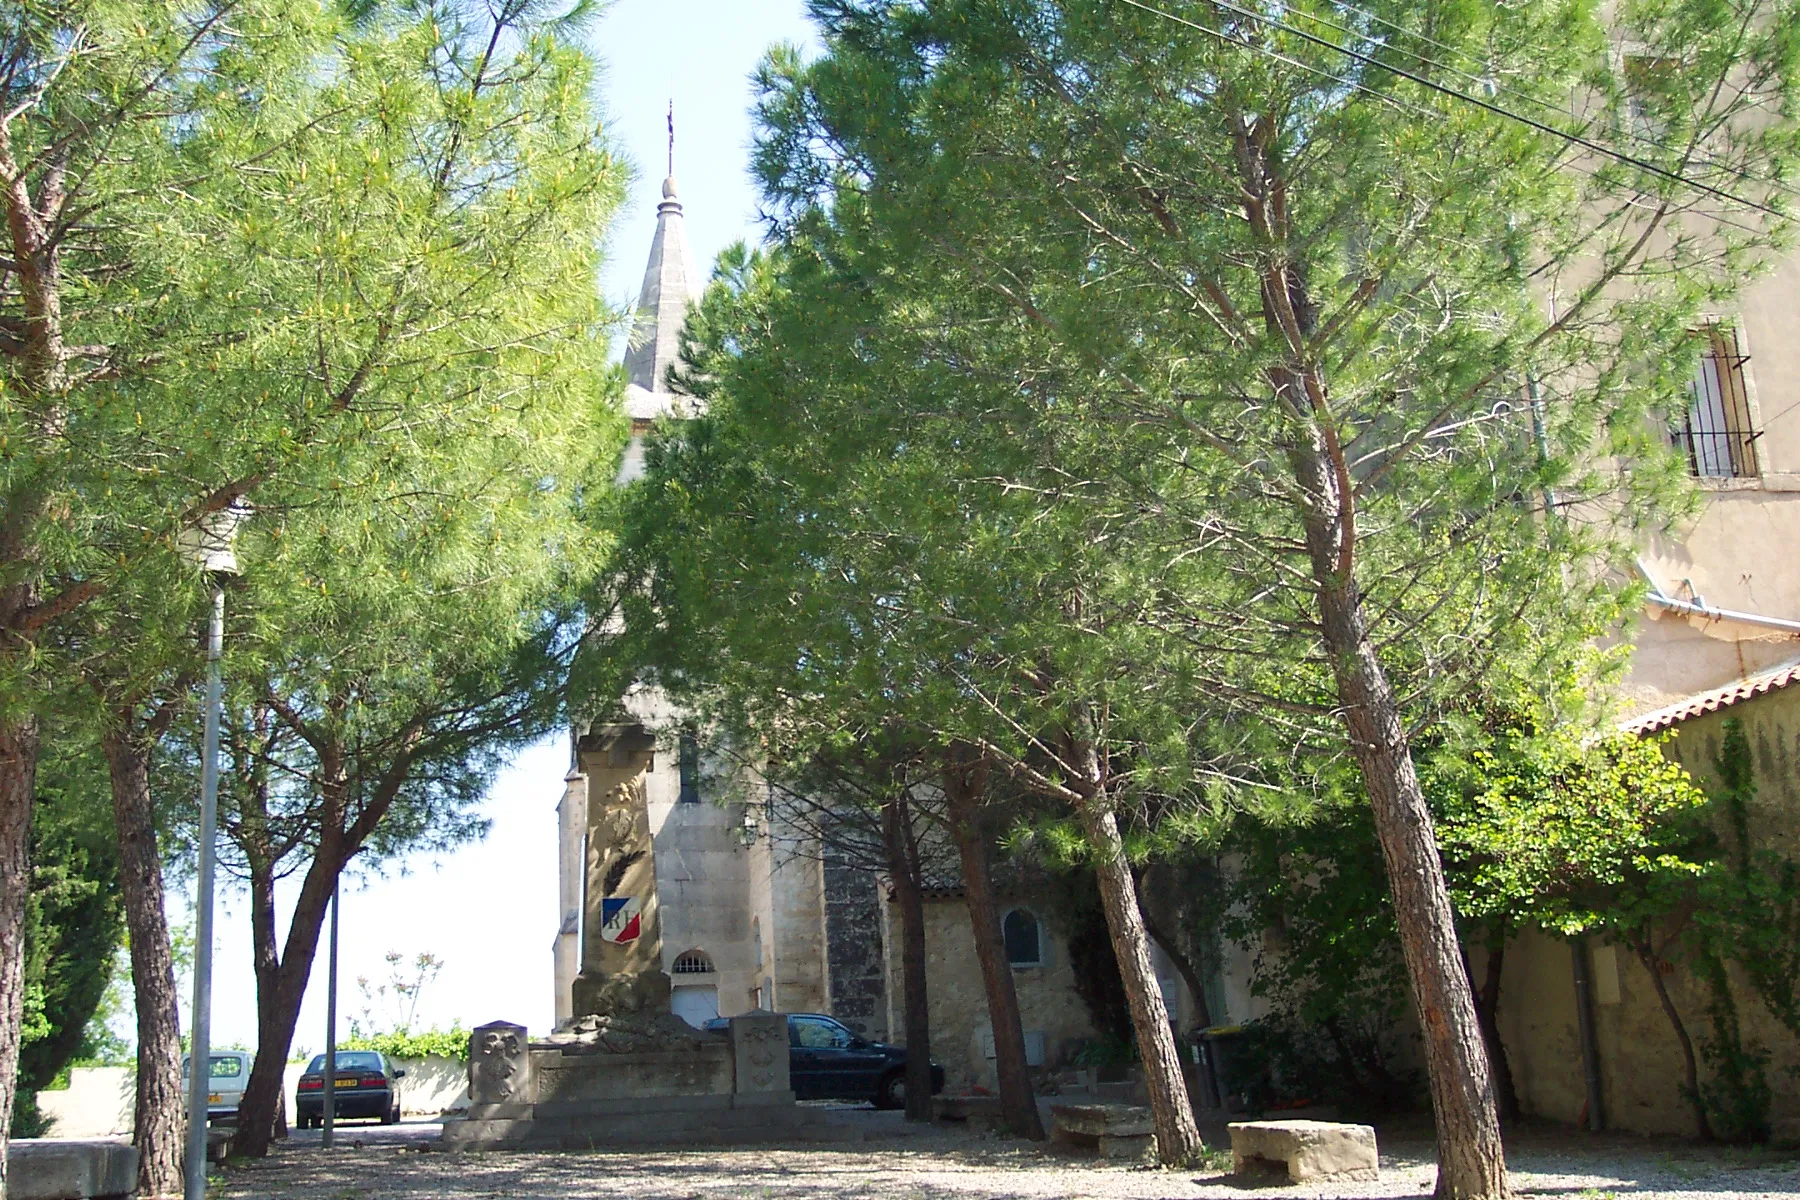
(1570, 940), (1606, 1132)
(1635, 559), (1800, 636)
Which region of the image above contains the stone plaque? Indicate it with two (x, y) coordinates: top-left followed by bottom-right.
(468, 1020), (531, 1105)
(729, 1010), (790, 1098)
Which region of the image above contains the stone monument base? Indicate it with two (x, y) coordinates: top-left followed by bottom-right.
(442, 1091), (827, 1150)
(440, 1010), (819, 1150)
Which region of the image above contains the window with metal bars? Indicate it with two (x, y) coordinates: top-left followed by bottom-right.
(672, 950), (714, 975)
(1673, 324), (1760, 479)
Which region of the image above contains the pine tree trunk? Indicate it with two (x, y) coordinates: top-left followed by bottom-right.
(942, 750), (1044, 1140)
(1079, 799), (1204, 1164)
(1314, 578), (1509, 1197)
(881, 794), (934, 1122)
(1633, 939), (1713, 1142)
(102, 729), (185, 1198)
(0, 715), (40, 1200)
(1285, 411), (1507, 1198)
(248, 858), (285, 1141)
(233, 847), (342, 1157)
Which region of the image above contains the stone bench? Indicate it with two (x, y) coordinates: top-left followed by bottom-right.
(1051, 1103), (1154, 1161)
(1228, 1119), (1378, 1184)
(7, 1139), (139, 1200)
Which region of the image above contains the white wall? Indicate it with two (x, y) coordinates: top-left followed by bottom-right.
(36, 1056), (470, 1137)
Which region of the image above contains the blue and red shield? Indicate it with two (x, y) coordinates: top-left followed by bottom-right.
(600, 896), (643, 945)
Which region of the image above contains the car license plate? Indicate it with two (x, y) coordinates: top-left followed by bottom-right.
(208, 1094), (222, 1104)
(334, 1080), (358, 1088)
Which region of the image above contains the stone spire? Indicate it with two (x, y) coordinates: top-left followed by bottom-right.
(622, 174), (699, 415)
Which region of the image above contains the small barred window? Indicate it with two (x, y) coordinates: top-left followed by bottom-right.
(672, 950), (714, 975)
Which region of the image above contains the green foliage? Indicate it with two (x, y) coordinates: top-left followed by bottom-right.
(1219, 1017), (1422, 1118)
(7, 0), (626, 1160)
(1069, 1035), (1138, 1070)
(1693, 950), (1772, 1144)
(14, 736), (125, 1137)
(1434, 729), (1716, 937)
(1047, 879), (1132, 1044)
(1696, 720), (1800, 1043)
(342, 1026), (469, 1062)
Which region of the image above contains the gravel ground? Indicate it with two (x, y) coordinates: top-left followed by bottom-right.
(213, 1114), (1800, 1200)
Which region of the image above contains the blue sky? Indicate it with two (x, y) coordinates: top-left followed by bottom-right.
(197, 0), (820, 1052)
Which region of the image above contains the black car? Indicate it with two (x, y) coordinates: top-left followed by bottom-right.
(704, 1013), (945, 1109)
(294, 1050), (405, 1127)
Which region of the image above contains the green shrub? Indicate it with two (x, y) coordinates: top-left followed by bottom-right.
(342, 1026), (469, 1061)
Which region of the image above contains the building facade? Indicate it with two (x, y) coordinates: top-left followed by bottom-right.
(1493, 246), (1800, 1136)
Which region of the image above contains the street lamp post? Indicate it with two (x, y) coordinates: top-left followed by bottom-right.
(178, 504), (246, 1200)
(322, 881), (340, 1149)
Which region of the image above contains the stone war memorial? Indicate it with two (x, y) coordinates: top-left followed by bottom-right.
(439, 722), (820, 1149)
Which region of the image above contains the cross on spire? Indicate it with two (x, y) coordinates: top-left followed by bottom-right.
(667, 100), (674, 178)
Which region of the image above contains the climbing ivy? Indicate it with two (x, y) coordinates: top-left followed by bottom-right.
(1699, 720), (1800, 1042)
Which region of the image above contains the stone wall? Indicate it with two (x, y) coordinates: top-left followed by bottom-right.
(769, 828), (829, 1014)
(880, 892), (1100, 1091)
(821, 832), (887, 1040)
(1498, 684), (1800, 1136)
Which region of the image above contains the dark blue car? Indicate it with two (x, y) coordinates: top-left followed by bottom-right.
(705, 1013), (945, 1108)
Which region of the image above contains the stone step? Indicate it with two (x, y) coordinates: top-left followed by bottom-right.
(441, 1102), (826, 1149)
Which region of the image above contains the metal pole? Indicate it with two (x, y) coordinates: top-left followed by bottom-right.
(1527, 372), (1558, 514)
(322, 881), (339, 1149)
(184, 583), (225, 1200)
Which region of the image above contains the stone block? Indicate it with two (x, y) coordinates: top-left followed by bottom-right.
(469, 1021), (531, 1105)
(1051, 1103), (1154, 1138)
(8, 1138), (139, 1200)
(462, 1102), (534, 1121)
(729, 1010), (790, 1095)
(533, 1045), (733, 1104)
(1229, 1119), (1378, 1184)
(1052, 1104), (1157, 1160)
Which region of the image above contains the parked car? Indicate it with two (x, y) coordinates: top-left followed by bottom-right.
(294, 1050), (406, 1128)
(182, 1050), (252, 1122)
(704, 1013), (944, 1109)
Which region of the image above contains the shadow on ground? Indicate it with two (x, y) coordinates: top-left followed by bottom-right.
(214, 1113), (1800, 1200)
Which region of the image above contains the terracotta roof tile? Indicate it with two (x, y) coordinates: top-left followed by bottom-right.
(1619, 656), (1800, 736)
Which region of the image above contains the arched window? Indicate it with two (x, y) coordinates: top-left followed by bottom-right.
(1002, 909), (1042, 968)
(672, 949), (714, 975)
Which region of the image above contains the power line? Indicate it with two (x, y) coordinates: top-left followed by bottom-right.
(1097, 0), (1771, 239)
(1099, 3), (1775, 242)
(1292, 0), (1800, 202)
(1117, 0), (1789, 221)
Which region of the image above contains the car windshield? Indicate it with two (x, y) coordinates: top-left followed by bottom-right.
(182, 1055), (244, 1079)
(305, 1052), (383, 1074)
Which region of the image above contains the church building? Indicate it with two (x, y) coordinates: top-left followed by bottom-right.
(550, 172), (1211, 1090)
